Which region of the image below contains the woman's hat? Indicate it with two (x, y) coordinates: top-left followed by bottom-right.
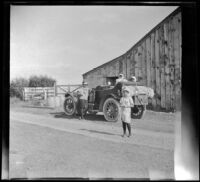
(122, 86), (130, 93)
(131, 76), (137, 82)
(119, 73), (124, 77)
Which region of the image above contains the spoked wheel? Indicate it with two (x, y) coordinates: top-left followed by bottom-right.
(63, 96), (76, 116)
(103, 98), (121, 122)
(131, 105), (145, 119)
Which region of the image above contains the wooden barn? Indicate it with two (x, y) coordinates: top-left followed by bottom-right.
(82, 7), (181, 111)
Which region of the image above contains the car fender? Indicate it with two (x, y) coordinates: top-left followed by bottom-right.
(65, 93), (72, 97)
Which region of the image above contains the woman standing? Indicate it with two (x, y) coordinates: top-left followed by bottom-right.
(120, 87), (134, 137)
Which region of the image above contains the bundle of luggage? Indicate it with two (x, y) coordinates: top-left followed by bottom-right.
(125, 85), (154, 98)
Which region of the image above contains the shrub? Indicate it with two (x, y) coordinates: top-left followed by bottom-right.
(10, 77), (29, 100)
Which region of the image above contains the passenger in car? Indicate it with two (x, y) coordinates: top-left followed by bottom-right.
(116, 73), (128, 84)
(130, 75), (137, 83)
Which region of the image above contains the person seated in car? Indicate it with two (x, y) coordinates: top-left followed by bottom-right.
(116, 73), (128, 84)
(129, 75), (137, 86)
(130, 75), (137, 83)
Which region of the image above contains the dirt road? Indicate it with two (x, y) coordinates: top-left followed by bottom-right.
(9, 104), (177, 179)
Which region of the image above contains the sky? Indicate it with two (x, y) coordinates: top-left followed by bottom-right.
(10, 5), (178, 84)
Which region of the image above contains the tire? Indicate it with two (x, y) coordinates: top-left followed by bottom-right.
(63, 96), (76, 116)
(103, 98), (121, 122)
(131, 105), (145, 119)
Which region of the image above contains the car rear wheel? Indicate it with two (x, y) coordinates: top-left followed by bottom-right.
(131, 105), (145, 119)
(63, 96), (76, 116)
(103, 98), (121, 122)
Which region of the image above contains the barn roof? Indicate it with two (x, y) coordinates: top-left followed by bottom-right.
(82, 6), (181, 77)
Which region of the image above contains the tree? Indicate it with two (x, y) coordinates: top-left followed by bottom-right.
(28, 75), (56, 87)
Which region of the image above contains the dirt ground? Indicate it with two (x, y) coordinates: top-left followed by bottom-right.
(10, 99), (176, 133)
(9, 99), (179, 179)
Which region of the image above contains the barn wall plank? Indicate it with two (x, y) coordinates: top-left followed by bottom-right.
(178, 12), (182, 108)
(169, 16), (175, 110)
(159, 24), (166, 109)
(146, 37), (151, 88)
(137, 45), (143, 82)
(168, 17), (173, 109)
(126, 56), (129, 79)
(119, 59), (123, 74)
(174, 13), (181, 110)
(145, 36), (152, 106)
(141, 42), (147, 85)
(155, 28), (161, 109)
(115, 61), (119, 77)
(134, 47), (140, 80)
(127, 51), (133, 79)
(126, 53), (129, 79)
(150, 32), (157, 108)
(122, 55), (126, 77)
(164, 21), (171, 110)
(130, 49), (136, 76)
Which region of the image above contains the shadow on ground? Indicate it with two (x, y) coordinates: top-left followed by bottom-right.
(49, 112), (107, 122)
(80, 128), (120, 136)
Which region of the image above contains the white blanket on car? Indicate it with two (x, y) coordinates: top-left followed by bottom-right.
(126, 86), (154, 98)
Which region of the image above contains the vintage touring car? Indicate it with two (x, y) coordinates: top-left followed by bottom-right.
(63, 81), (154, 122)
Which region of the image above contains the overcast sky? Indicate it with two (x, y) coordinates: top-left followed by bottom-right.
(10, 5), (178, 84)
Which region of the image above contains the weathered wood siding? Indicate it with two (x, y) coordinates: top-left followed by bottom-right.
(83, 8), (181, 111)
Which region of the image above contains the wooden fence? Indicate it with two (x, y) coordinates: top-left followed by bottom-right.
(23, 83), (82, 101)
(23, 87), (55, 101)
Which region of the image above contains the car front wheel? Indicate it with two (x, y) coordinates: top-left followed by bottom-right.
(103, 98), (121, 122)
(63, 96), (76, 116)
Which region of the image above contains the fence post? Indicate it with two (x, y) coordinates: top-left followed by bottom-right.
(22, 89), (24, 101)
(44, 89), (47, 100)
(54, 82), (57, 96)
